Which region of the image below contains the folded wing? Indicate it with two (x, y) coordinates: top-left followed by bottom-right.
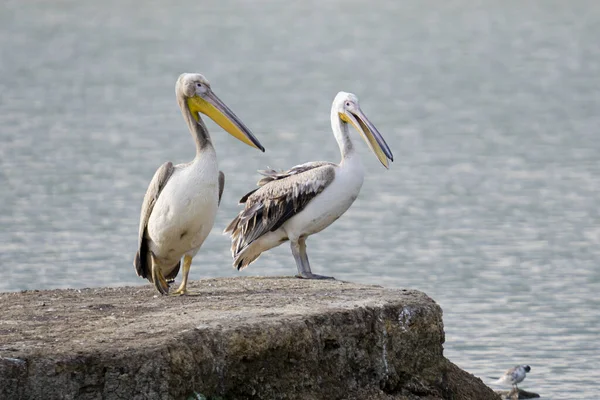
(225, 162), (336, 257)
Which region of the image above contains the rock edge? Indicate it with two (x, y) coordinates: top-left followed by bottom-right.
(0, 277), (499, 400)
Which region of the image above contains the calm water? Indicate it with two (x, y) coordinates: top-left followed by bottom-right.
(1, 0), (599, 398)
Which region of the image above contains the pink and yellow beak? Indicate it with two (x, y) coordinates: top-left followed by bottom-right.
(339, 105), (393, 168)
(187, 91), (265, 152)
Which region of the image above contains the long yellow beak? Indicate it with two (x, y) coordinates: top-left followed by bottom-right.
(340, 107), (393, 168)
(187, 91), (265, 152)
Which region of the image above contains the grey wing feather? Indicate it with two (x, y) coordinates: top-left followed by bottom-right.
(218, 171), (225, 206)
(225, 163), (336, 257)
(133, 161), (175, 278)
(256, 161), (333, 187)
(235, 162), (333, 204)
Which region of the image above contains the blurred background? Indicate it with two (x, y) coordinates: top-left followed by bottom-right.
(1, 0), (599, 398)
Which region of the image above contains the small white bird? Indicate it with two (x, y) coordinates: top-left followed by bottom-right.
(493, 364), (531, 390)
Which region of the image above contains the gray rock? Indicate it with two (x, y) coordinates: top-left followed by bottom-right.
(0, 277), (500, 400)
(496, 388), (541, 399)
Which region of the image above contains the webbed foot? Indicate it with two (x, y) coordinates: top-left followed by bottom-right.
(295, 273), (335, 280)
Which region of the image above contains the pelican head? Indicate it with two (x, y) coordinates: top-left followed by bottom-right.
(176, 73), (265, 152)
(334, 91), (393, 168)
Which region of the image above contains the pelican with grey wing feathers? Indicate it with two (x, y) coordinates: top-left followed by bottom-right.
(225, 92), (393, 279)
(134, 73), (264, 295)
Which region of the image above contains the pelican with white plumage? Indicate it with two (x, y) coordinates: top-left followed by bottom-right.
(224, 92), (393, 279)
(134, 73), (265, 295)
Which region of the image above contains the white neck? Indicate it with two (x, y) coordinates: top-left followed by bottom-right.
(330, 108), (357, 163)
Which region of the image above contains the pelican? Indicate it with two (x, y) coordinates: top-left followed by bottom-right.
(493, 365), (531, 391)
(134, 73), (264, 295)
(224, 91), (393, 279)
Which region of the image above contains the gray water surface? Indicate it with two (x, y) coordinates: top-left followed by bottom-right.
(1, 0), (599, 398)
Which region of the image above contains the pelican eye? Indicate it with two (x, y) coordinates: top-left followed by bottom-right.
(345, 101), (351, 107)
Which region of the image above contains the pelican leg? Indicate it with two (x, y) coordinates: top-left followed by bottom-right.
(171, 255), (192, 296)
(291, 238), (335, 280)
(150, 252), (170, 295)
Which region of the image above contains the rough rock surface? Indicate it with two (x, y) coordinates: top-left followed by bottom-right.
(0, 277), (499, 400)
